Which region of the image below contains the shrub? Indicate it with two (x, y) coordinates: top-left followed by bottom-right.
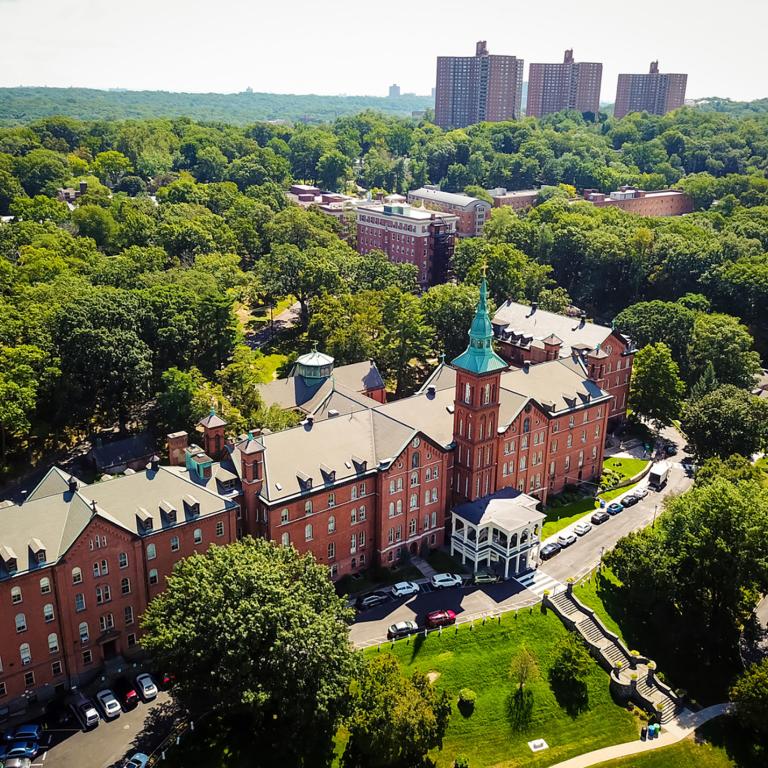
(458, 688), (477, 716)
(454, 756), (470, 768)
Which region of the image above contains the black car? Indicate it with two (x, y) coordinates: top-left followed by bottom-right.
(621, 493), (639, 507)
(591, 510), (610, 525)
(539, 542), (562, 560)
(355, 592), (389, 610)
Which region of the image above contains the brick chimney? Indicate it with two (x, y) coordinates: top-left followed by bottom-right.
(167, 431), (188, 466)
(197, 409), (227, 460)
(542, 335), (562, 362)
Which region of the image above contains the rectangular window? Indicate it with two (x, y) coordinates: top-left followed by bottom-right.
(194, 529), (203, 544)
(119, 552), (128, 569)
(99, 613), (114, 632)
(82, 650), (93, 665)
(350, 533), (357, 554)
(170, 536), (180, 552)
(121, 577), (131, 595)
(328, 493), (335, 508)
(52, 661), (63, 676)
(75, 593), (86, 612)
(327, 542), (335, 560)
(216, 521), (225, 537)
(24, 671), (35, 687)
(127, 633), (137, 648)
(96, 585), (111, 605)
(124, 606), (134, 625)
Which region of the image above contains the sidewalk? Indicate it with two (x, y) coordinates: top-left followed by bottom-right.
(546, 704), (732, 768)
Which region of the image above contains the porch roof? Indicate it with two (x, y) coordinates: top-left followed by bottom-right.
(454, 487), (544, 531)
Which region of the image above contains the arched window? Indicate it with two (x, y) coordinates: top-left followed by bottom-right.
(409, 493), (417, 510)
(523, 418), (530, 434)
(305, 524), (313, 541)
(281, 532), (290, 547)
(488, 414), (494, 434)
(425, 467), (431, 481)
(521, 529), (529, 544)
(351, 486), (358, 500)
(479, 417), (485, 441)
(464, 383), (471, 404)
(79, 622), (89, 644)
(327, 515), (336, 533)
(411, 452), (420, 468)
(510, 533), (518, 548)
(482, 383), (490, 404)
(40, 577), (51, 595)
(396, 499), (402, 514)
(20, 642), (31, 665)
(424, 490), (430, 505)
(459, 418), (464, 437)
(388, 502), (395, 517)
(11, 586), (22, 604)
(410, 471), (418, 486)
(15, 613), (26, 633)
(146, 543), (156, 560)
(193, 528), (202, 544)
(43, 603), (54, 622)
(48, 633), (59, 654)
(304, 500), (313, 514)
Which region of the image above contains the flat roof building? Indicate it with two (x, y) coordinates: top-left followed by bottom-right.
(407, 186), (491, 238)
(435, 41), (524, 129)
(580, 187), (693, 217)
(526, 49), (602, 118)
(614, 61), (687, 119)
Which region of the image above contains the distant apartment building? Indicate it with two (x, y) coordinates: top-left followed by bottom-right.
(435, 41), (524, 129)
(407, 187), (491, 237)
(486, 187), (540, 211)
(388, 84), (401, 98)
(581, 187), (693, 216)
(614, 62), (687, 119)
(526, 49), (602, 118)
(286, 184), (364, 218)
(57, 181), (88, 205)
(356, 202), (457, 287)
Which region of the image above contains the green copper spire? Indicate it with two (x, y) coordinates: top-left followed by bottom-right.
(451, 278), (508, 374)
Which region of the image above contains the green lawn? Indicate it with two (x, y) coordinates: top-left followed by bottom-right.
(427, 548), (468, 574)
(590, 737), (735, 768)
(591, 717), (767, 768)
(573, 568), (627, 644)
(372, 609), (640, 767)
(541, 481), (640, 539)
(258, 352), (290, 381)
(601, 457), (649, 488)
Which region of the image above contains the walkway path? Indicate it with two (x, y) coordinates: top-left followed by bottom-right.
(547, 703), (732, 768)
(410, 555), (438, 579)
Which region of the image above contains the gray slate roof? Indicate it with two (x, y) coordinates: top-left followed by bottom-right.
(492, 302), (614, 357)
(90, 433), (156, 471)
(408, 187), (489, 210)
(0, 466), (234, 578)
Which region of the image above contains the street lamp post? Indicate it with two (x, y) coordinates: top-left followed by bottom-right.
(652, 504), (659, 527)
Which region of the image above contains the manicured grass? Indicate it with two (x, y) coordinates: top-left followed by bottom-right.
(541, 483), (637, 539)
(601, 457), (649, 488)
(427, 548), (468, 574)
(590, 736), (736, 768)
(573, 568), (627, 644)
(258, 352), (290, 381)
(373, 609), (640, 767)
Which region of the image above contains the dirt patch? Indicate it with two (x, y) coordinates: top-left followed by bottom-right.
(427, 671), (441, 683)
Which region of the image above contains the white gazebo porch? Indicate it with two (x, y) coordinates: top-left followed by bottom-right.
(450, 488), (545, 579)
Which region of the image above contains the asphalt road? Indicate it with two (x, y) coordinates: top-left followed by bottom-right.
(36, 692), (176, 768)
(350, 434), (693, 649)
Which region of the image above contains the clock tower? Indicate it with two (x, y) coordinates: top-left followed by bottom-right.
(451, 279), (507, 503)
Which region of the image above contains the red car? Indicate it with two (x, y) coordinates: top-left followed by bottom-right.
(425, 609), (456, 628)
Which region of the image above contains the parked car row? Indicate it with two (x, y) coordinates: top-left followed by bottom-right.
(357, 573), (467, 610)
(541, 486), (650, 561)
(387, 609), (457, 639)
(0, 723), (42, 763)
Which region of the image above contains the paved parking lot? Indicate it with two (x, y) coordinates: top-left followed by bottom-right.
(24, 691), (175, 768)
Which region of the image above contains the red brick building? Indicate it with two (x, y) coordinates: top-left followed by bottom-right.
(581, 187), (693, 217)
(614, 61), (687, 119)
(491, 300), (635, 426)
(406, 187), (491, 238)
(526, 49), (603, 118)
(1, 281), (617, 714)
(0, 463), (237, 716)
(487, 188), (539, 211)
(435, 41), (524, 129)
(355, 202), (457, 287)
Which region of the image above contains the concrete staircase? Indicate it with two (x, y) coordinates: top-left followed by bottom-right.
(548, 589), (681, 724)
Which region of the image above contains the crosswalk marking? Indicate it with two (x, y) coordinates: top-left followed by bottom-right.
(515, 569), (565, 597)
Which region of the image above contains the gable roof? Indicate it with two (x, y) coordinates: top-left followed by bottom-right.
(492, 301), (615, 357)
(90, 433), (156, 470)
(0, 466), (235, 578)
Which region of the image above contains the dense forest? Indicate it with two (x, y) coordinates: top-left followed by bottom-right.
(0, 87), (434, 125)
(1, 106), (768, 475)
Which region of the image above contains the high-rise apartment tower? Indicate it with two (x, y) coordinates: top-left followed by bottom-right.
(526, 49), (603, 118)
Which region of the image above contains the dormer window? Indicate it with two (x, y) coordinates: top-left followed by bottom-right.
(183, 495), (200, 518)
(160, 500), (177, 525)
(0, 546), (18, 575)
(320, 465), (336, 483)
(297, 472), (313, 492)
(136, 507), (153, 534)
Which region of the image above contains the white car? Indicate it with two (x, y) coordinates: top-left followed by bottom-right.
(95, 689), (121, 719)
(391, 581), (420, 598)
(430, 573), (463, 589)
(574, 521), (592, 536)
(134, 673), (158, 702)
(124, 754), (150, 768)
(633, 486), (649, 499)
(557, 532), (577, 548)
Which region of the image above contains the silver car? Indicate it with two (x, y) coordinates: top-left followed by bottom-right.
(134, 674), (158, 702)
(391, 581), (420, 598)
(96, 689), (121, 719)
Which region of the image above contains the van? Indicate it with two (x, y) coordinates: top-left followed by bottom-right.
(648, 461), (670, 490)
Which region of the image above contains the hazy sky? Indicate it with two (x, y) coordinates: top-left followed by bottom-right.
(1, 0), (766, 101)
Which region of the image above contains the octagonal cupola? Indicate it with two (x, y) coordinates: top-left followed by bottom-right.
(295, 348), (334, 384)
